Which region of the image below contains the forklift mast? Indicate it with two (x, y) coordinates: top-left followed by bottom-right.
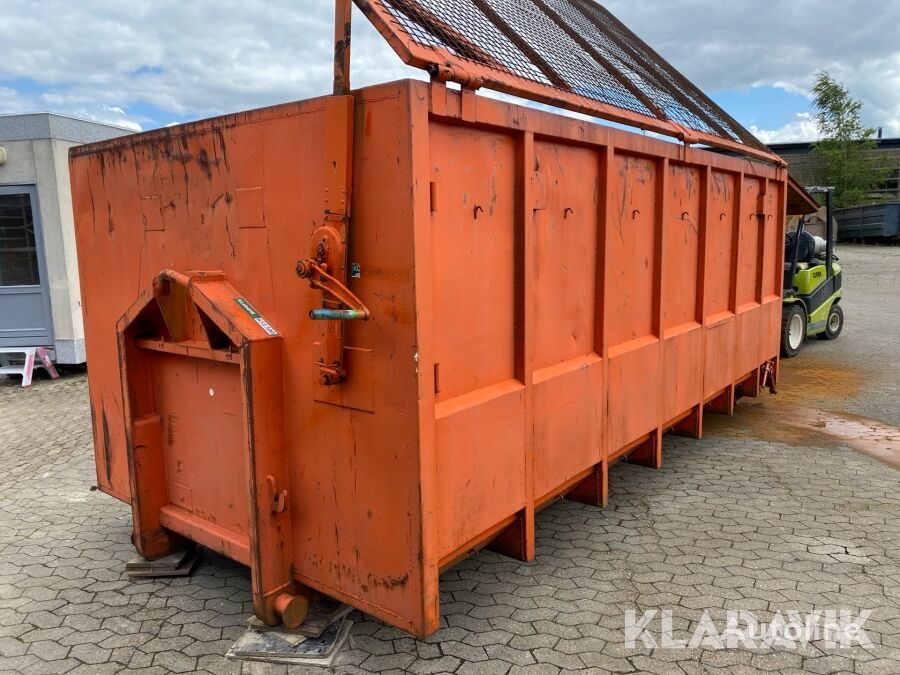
(787, 186), (835, 293)
(805, 186), (836, 277)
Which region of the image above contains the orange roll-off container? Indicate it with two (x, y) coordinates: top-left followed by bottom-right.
(69, 0), (812, 636)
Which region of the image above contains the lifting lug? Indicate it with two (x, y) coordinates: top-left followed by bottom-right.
(265, 475), (288, 514)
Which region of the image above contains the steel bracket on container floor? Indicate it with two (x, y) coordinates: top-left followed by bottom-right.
(116, 269), (308, 629)
(760, 360), (777, 395)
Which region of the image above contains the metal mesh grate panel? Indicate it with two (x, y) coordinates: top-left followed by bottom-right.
(382, 0), (552, 85)
(564, 0), (751, 143)
(492, 0), (654, 117)
(544, 0), (725, 136)
(359, 0), (772, 158)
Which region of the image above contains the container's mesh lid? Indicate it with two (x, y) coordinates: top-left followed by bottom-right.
(356, 0), (778, 162)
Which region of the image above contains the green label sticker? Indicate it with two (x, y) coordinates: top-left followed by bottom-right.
(235, 298), (279, 336)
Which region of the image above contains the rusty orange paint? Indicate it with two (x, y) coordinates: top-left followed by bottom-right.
(69, 79), (788, 637)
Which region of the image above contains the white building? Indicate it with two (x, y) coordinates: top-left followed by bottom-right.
(0, 113), (133, 363)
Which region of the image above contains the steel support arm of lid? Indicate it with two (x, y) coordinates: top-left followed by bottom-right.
(335, 0), (353, 94)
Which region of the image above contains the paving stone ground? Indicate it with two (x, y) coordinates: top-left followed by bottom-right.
(1, 245), (898, 675)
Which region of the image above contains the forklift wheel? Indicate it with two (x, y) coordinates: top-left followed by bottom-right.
(817, 304), (844, 340)
(781, 304), (805, 358)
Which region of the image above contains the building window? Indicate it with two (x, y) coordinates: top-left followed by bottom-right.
(0, 193), (40, 287)
(877, 168), (900, 199)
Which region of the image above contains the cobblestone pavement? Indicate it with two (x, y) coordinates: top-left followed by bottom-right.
(1, 246), (899, 675)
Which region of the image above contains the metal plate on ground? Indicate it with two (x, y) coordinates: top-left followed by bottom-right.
(227, 615), (352, 667)
(126, 547), (200, 578)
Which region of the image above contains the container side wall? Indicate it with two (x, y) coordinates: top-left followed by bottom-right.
(662, 164), (702, 333)
(705, 172), (737, 318)
(760, 178), (786, 364)
(428, 122), (527, 559)
(532, 142), (602, 501)
(661, 163), (703, 423)
(704, 171), (738, 399)
(607, 155), (659, 348)
(606, 153), (661, 453)
(735, 177), (764, 377)
(423, 86), (787, 592)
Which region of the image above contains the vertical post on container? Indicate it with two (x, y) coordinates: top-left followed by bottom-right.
(315, 94), (356, 386)
(755, 182), (770, 306)
(334, 0), (352, 95)
(298, 0), (359, 386)
(489, 130), (536, 562)
(647, 157), (668, 469)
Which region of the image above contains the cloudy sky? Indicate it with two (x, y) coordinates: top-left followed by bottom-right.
(2, 1), (899, 142)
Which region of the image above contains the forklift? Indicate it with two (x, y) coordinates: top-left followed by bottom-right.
(781, 186), (844, 357)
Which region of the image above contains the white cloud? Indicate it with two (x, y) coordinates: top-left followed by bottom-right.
(750, 112), (821, 144)
(74, 105), (143, 131)
(0, 0), (418, 126)
(771, 81), (810, 98)
(0, 88), (146, 131)
(0, 0), (897, 138)
(604, 0), (900, 135)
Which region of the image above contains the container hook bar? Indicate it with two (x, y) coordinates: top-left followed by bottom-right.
(310, 308), (369, 321)
(297, 256), (370, 386)
(296, 258), (371, 321)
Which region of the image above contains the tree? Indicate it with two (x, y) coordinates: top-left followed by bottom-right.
(810, 72), (886, 208)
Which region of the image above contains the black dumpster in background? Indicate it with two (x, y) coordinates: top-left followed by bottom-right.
(835, 203), (900, 241)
